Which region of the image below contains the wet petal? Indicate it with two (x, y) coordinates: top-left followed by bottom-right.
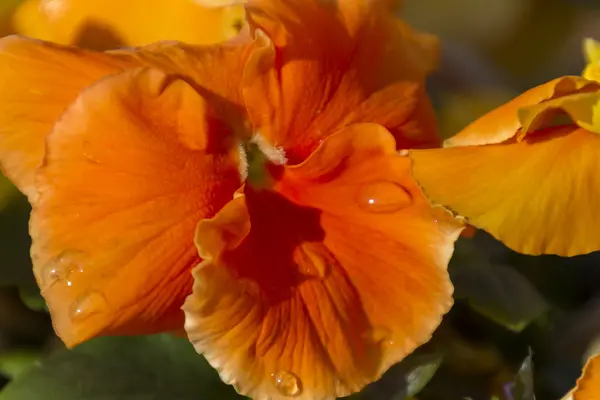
(572, 354), (600, 400)
(445, 76), (600, 147)
(31, 67), (242, 346)
(14, 0), (245, 49)
(0, 35), (137, 200)
(411, 126), (600, 256)
(242, 0), (441, 162)
(184, 123), (462, 399)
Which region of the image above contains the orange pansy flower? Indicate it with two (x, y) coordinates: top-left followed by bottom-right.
(409, 41), (600, 257)
(12, 0), (244, 49)
(0, 1), (463, 398)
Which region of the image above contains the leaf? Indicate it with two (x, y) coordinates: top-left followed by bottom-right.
(356, 353), (443, 400)
(450, 239), (550, 332)
(512, 350), (536, 400)
(0, 350), (41, 379)
(402, 354), (444, 398)
(0, 334), (245, 400)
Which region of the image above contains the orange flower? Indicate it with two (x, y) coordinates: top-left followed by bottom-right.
(409, 41), (600, 257)
(12, 0), (245, 49)
(564, 354), (600, 400)
(0, 1), (462, 398)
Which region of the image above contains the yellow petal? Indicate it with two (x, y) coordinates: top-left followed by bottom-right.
(13, 0), (245, 49)
(445, 76), (600, 148)
(410, 126), (600, 256)
(583, 38), (600, 83)
(517, 92), (600, 137)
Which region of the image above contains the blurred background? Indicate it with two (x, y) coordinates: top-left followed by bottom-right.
(0, 0), (599, 399)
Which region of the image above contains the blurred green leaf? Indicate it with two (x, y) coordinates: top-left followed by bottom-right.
(0, 350), (41, 379)
(355, 353), (443, 400)
(402, 354), (444, 398)
(0, 334), (244, 400)
(18, 287), (47, 312)
(451, 240), (550, 332)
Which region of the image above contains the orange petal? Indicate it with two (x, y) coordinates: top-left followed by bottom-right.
(119, 39), (256, 137)
(410, 126), (600, 256)
(30, 67), (242, 347)
(572, 354), (600, 400)
(13, 0), (245, 49)
(0, 35), (137, 200)
(184, 123), (462, 399)
(242, 0), (441, 162)
(445, 76), (600, 147)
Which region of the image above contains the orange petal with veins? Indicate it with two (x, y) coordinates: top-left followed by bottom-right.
(0, 35), (256, 201)
(0, 36), (137, 200)
(184, 123), (462, 400)
(242, 0), (441, 162)
(118, 39), (256, 137)
(31, 67), (242, 347)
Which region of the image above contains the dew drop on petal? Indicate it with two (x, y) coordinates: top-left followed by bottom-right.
(271, 370), (302, 397)
(65, 264), (85, 288)
(70, 292), (107, 320)
(369, 326), (395, 348)
(39, 251), (83, 289)
(357, 181), (412, 213)
(40, 265), (61, 288)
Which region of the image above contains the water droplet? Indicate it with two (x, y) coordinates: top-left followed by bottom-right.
(39, 251), (83, 289)
(357, 181), (412, 213)
(70, 292), (107, 320)
(40, 0), (67, 19)
(83, 151), (101, 164)
(40, 265), (60, 288)
(271, 370), (302, 397)
(370, 327), (395, 348)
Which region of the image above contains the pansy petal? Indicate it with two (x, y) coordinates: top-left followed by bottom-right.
(583, 38), (600, 82)
(184, 123), (462, 399)
(242, 0), (441, 162)
(119, 39), (256, 136)
(445, 76), (600, 148)
(411, 126), (600, 256)
(572, 354), (600, 400)
(517, 92), (600, 136)
(31, 67), (242, 346)
(0, 35), (137, 200)
(14, 0), (245, 49)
